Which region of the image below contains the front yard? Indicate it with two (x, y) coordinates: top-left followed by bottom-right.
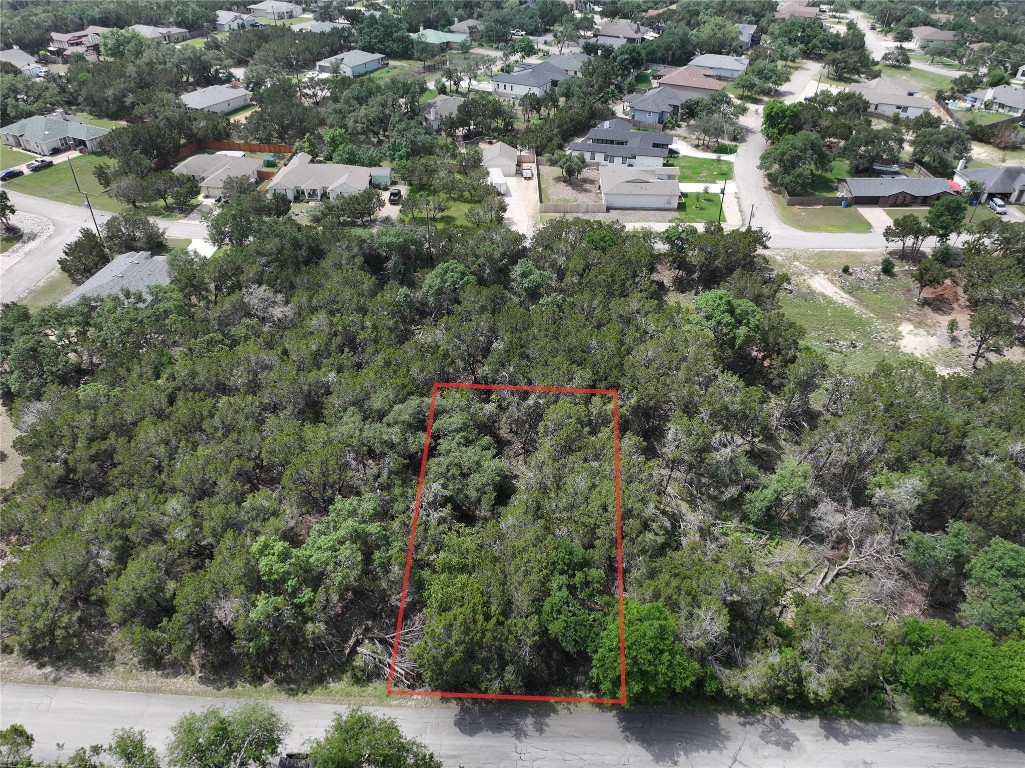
(677, 192), (724, 223)
(772, 193), (873, 233)
(667, 155), (733, 183)
(882, 205), (998, 226)
(0, 146), (36, 167)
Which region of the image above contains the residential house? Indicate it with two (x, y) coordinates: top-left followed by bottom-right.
(653, 65), (726, 98)
(954, 165), (1025, 204)
(593, 20), (654, 48)
(292, 20), (349, 33)
(625, 87), (688, 125)
(735, 23), (759, 51)
(568, 117), (672, 167)
(910, 26), (960, 48)
(410, 28), (467, 50)
(267, 152), (389, 201)
(180, 83), (252, 113)
(215, 11), (257, 31)
(481, 141), (519, 176)
(247, 1), (303, 20)
(449, 19), (482, 36)
(837, 177), (953, 206)
(0, 47), (43, 76)
(316, 50), (385, 77)
(966, 84), (1025, 117)
(172, 154), (264, 197)
(59, 252), (169, 307)
(687, 54), (748, 80)
(845, 77), (934, 119)
(546, 52), (590, 77)
(129, 24), (189, 44)
(492, 61), (569, 98)
(774, 2), (820, 19)
(419, 94), (465, 132)
(49, 26), (109, 62)
(1, 111), (109, 154)
(599, 165), (680, 210)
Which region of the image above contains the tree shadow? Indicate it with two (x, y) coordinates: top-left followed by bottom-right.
(452, 698), (560, 740)
(612, 708), (730, 765)
(738, 714), (801, 753)
(951, 724), (1025, 752)
(816, 716), (902, 745)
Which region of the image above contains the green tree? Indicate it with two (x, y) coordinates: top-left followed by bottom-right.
(690, 289), (767, 358)
(842, 124), (904, 175)
(882, 46), (911, 67)
(758, 131), (832, 194)
(0, 724), (35, 767)
(960, 538), (1025, 635)
(99, 28), (149, 60)
(307, 708), (442, 768)
(311, 189), (384, 228)
(591, 600), (699, 704)
(911, 127), (972, 177)
(968, 304), (1015, 368)
(925, 195), (968, 242)
(761, 99), (801, 142)
(913, 258), (947, 298)
(58, 229), (110, 284)
(103, 212), (167, 253)
(167, 703), (290, 768)
(882, 214), (931, 262)
(0, 190), (15, 232)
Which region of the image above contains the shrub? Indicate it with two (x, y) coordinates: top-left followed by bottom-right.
(881, 256), (896, 276)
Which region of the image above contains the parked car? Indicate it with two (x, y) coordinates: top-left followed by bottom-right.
(987, 197), (1007, 214)
(388, 188), (403, 205)
(521, 165), (533, 179)
(27, 158), (53, 171)
(869, 23), (877, 30)
(0, 168), (24, 181)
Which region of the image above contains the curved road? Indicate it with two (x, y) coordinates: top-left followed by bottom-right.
(1, 191), (209, 304)
(3, 683), (1023, 767)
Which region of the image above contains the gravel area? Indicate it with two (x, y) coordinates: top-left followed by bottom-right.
(541, 166), (602, 205)
(0, 212), (54, 275)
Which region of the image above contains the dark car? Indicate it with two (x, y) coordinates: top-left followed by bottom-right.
(27, 158), (53, 172)
(388, 188), (403, 205)
(0, 168), (24, 181)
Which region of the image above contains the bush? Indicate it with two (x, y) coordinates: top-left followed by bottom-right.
(881, 256), (896, 276)
(714, 143), (738, 154)
(841, 264), (851, 274)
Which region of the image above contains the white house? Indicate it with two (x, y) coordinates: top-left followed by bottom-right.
(1, 111), (109, 155)
(492, 61), (569, 98)
(846, 77), (934, 119)
(172, 154), (264, 197)
(247, 1), (302, 20)
(966, 85), (1025, 117)
(129, 24), (189, 44)
(215, 11), (257, 31)
(481, 141), (518, 176)
(0, 47), (43, 76)
(568, 118), (672, 167)
(687, 54), (748, 80)
(316, 49), (385, 77)
(599, 165), (680, 210)
(267, 152), (390, 201)
(180, 83), (252, 113)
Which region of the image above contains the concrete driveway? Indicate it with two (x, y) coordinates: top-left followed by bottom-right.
(504, 172), (539, 237)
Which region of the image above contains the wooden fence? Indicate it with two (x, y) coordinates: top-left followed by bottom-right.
(539, 203), (607, 213)
(154, 139), (293, 169)
(937, 100), (966, 129)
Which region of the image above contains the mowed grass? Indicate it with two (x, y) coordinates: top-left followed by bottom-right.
(807, 158), (851, 195)
(964, 111), (1023, 126)
(20, 268), (75, 312)
(3, 154), (191, 218)
(772, 194), (873, 233)
(879, 64), (954, 94)
(1, 146), (37, 167)
(1, 231), (24, 253)
(667, 155), (734, 182)
(74, 112), (127, 130)
(677, 192), (724, 223)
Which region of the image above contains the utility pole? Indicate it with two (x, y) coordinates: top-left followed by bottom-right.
(66, 152), (105, 246)
(717, 181), (727, 223)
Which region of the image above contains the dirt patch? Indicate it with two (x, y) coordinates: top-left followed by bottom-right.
(898, 322), (942, 356)
(541, 165), (602, 205)
(0, 407), (23, 489)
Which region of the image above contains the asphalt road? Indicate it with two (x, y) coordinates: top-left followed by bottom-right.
(1, 191), (209, 304)
(847, 10), (969, 77)
(3, 683), (1023, 766)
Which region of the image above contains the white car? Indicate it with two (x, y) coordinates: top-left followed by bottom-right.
(987, 197), (1007, 214)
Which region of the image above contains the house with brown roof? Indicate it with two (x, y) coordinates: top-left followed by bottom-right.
(838, 177), (953, 206)
(774, 2), (820, 19)
(49, 26), (109, 61)
(653, 65), (726, 98)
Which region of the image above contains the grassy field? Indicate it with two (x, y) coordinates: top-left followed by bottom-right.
(0, 146), (37, 167)
(20, 268), (75, 312)
(805, 158), (851, 195)
(75, 112), (126, 130)
(3, 154), (191, 218)
(882, 205), (998, 226)
(1, 231), (24, 253)
(879, 64), (954, 94)
(909, 54), (963, 70)
(401, 198), (475, 227)
(677, 192), (724, 223)
(963, 110), (1022, 126)
(365, 59), (421, 82)
(773, 194), (873, 233)
(667, 155), (734, 182)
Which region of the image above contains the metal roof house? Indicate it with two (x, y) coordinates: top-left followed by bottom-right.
(1, 111), (109, 155)
(569, 117), (672, 167)
(492, 61), (570, 98)
(59, 252), (170, 307)
(180, 83), (252, 113)
(316, 50), (385, 77)
(49, 25), (109, 61)
(837, 177), (953, 206)
(599, 165), (680, 210)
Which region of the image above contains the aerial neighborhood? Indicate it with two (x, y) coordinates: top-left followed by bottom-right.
(1, 1), (1025, 765)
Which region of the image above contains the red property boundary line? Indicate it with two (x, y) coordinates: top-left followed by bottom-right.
(387, 382), (627, 705)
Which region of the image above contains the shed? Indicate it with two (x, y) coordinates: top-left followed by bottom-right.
(481, 141), (518, 176)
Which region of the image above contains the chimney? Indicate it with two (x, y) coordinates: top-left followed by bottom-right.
(419, 24), (424, 33)
(957, 157), (968, 172)
(454, 17), (459, 25)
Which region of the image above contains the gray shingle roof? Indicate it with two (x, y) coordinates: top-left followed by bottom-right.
(688, 54), (749, 72)
(627, 86), (687, 114)
(546, 52), (589, 73)
(173, 154), (263, 184)
(0, 113), (109, 143)
(966, 85), (1025, 111)
(736, 23), (757, 44)
(129, 24), (187, 39)
(318, 49), (385, 69)
(596, 20), (651, 39)
(0, 47), (38, 69)
(492, 61), (569, 88)
(481, 141), (518, 165)
(267, 152), (374, 196)
(292, 21), (348, 33)
(180, 84), (251, 110)
(956, 166), (1025, 194)
(59, 252), (169, 307)
(840, 177), (953, 197)
(600, 165), (680, 195)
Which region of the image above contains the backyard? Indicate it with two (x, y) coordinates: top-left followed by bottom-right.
(677, 192), (725, 223)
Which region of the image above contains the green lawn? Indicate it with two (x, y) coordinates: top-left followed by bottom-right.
(401, 199), (475, 227)
(677, 192), (724, 223)
(419, 89), (439, 103)
(74, 112), (126, 130)
(1, 146), (37, 167)
(224, 104), (259, 119)
(667, 156), (733, 182)
(631, 70), (654, 90)
(1, 231), (24, 254)
(909, 54), (963, 70)
(365, 59), (421, 82)
(20, 269), (75, 312)
(882, 205), (998, 226)
(879, 65), (954, 95)
(806, 158), (850, 195)
(963, 111), (1021, 126)
(177, 37), (209, 48)
(772, 193), (873, 233)
(3, 154), (191, 218)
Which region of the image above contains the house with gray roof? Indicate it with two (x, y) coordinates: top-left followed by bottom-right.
(129, 24), (189, 44)
(1, 111), (109, 154)
(316, 49), (385, 76)
(775, 2), (820, 19)
(492, 61), (570, 98)
(410, 28), (467, 50)
(546, 52), (590, 77)
(215, 11), (257, 31)
(419, 94), (465, 131)
(966, 84), (1025, 117)
(0, 47), (43, 76)
(59, 252), (170, 307)
(625, 86), (688, 125)
(481, 141), (519, 176)
(172, 154), (264, 197)
(838, 177), (954, 206)
(599, 165), (680, 210)
(910, 26), (960, 48)
(845, 77), (934, 118)
(180, 83), (251, 113)
(247, 1), (302, 19)
(594, 20), (655, 48)
(569, 117), (672, 167)
(449, 19), (482, 36)
(292, 20), (349, 33)
(954, 165), (1025, 204)
(735, 23), (759, 51)
(687, 54), (749, 80)
(266, 152), (389, 201)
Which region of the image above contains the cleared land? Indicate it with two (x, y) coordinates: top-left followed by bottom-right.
(667, 155), (734, 182)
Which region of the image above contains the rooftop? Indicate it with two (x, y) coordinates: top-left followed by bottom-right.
(774, 3), (820, 19)
(596, 20), (652, 39)
(0, 111), (109, 143)
(292, 20), (349, 33)
(847, 77), (934, 109)
(248, 1), (302, 11)
(688, 54), (749, 71)
(0, 47), (38, 69)
(173, 154), (264, 187)
(600, 165), (680, 196)
(966, 84), (1025, 110)
(180, 83), (251, 110)
(840, 177), (953, 197)
(481, 141), (518, 164)
(129, 24), (187, 39)
(492, 61), (570, 88)
(910, 26), (960, 41)
(955, 165), (1025, 193)
(267, 152), (378, 196)
(627, 86), (689, 113)
(411, 29), (467, 46)
(59, 252), (169, 307)
(319, 49), (386, 69)
(657, 64), (725, 91)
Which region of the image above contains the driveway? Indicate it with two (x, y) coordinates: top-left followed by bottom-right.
(504, 172), (539, 237)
